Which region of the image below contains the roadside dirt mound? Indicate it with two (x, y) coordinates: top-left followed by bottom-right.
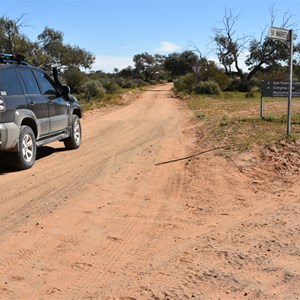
(262, 140), (300, 175)
(178, 133), (300, 299)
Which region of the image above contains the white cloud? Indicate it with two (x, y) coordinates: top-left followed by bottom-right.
(92, 55), (134, 73)
(156, 41), (181, 53)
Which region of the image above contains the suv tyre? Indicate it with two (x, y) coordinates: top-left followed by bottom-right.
(16, 125), (37, 170)
(64, 115), (82, 149)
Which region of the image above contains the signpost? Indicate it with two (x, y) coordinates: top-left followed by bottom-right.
(262, 81), (300, 98)
(268, 27), (293, 136)
(192, 65), (200, 94)
(268, 27), (290, 41)
(261, 81), (300, 118)
(192, 65), (201, 74)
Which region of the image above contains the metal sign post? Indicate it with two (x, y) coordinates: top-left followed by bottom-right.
(287, 29), (293, 136)
(192, 65), (200, 94)
(268, 27), (294, 136)
(260, 92), (264, 118)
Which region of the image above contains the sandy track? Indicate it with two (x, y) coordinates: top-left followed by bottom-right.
(0, 84), (192, 299)
(0, 84), (299, 299)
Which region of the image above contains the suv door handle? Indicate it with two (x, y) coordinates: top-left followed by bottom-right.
(29, 100), (35, 105)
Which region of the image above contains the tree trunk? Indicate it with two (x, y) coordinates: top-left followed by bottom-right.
(246, 63), (263, 81)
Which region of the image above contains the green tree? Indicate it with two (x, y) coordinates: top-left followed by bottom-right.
(0, 14), (34, 54)
(63, 67), (86, 93)
(118, 66), (134, 78)
(212, 8), (300, 82)
(164, 51), (199, 77)
(133, 52), (165, 82)
(197, 58), (230, 90)
(37, 27), (95, 71)
(245, 34), (294, 81)
(0, 16), (95, 73)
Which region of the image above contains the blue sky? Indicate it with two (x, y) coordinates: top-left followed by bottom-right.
(1, 0), (300, 72)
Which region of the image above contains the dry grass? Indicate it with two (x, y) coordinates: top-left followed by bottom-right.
(186, 92), (300, 151)
(79, 88), (143, 112)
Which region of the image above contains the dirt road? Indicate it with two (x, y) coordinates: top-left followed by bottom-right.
(0, 84), (299, 299)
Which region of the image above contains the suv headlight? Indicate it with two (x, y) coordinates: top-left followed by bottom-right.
(0, 96), (5, 111)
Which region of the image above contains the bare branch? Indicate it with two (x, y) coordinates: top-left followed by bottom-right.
(269, 5), (276, 27)
(15, 13), (30, 29)
(269, 5), (296, 29)
(187, 41), (203, 59)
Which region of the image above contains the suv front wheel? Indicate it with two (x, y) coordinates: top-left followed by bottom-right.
(64, 115), (82, 149)
(16, 125), (37, 170)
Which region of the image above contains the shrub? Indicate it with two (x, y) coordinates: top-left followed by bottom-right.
(149, 80), (158, 85)
(98, 77), (120, 94)
(245, 92), (255, 98)
(123, 81), (137, 89)
(173, 73), (195, 93)
(228, 79), (259, 92)
(105, 82), (120, 94)
(213, 72), (231, 91)
(63, 67), (86, 93)
(195, 81), (221, 95)
(115, 78), (137, 89)
(81, 80), (106, 100)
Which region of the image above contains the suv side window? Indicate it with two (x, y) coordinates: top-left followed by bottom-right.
(19, 69), (40, 94)
(0, 69), (24, 95)
(33, 70), (57, 95)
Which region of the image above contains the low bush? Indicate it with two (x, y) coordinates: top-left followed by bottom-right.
(81, 80), (106, 100)
(195, 81), (221, 95)
(228, 79), (259, 92)
(173, 73), (195, 94)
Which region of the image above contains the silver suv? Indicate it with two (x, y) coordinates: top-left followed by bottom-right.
(0, 54), (83, 170)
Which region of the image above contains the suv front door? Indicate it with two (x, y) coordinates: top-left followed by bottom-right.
(33, 70), (69, 134)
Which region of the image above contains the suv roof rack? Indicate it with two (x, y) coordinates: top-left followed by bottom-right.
(0, 53), (28, 65)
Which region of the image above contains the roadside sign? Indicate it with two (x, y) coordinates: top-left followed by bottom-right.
(266, 27), (293, 136)
(192, 65), (200, 74)
(268, 27), (290, 41)
(262, 81), (300, 98)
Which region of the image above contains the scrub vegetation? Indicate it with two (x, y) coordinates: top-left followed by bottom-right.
(1, 9), (300, 117)
(184, 92), (300, 151)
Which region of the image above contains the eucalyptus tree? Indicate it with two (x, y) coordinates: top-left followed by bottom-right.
(164, 51), (199, 77)
(133, 52), (166, 82)
(37, 27), (95, 71)
(212, 8), (299, 81)
(0, 14), (33, 54)
(0, 14), (95, 75)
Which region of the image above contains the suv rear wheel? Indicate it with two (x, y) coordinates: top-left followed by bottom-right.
(64, 115), (82, 149)
(15, 125), (36, 170)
